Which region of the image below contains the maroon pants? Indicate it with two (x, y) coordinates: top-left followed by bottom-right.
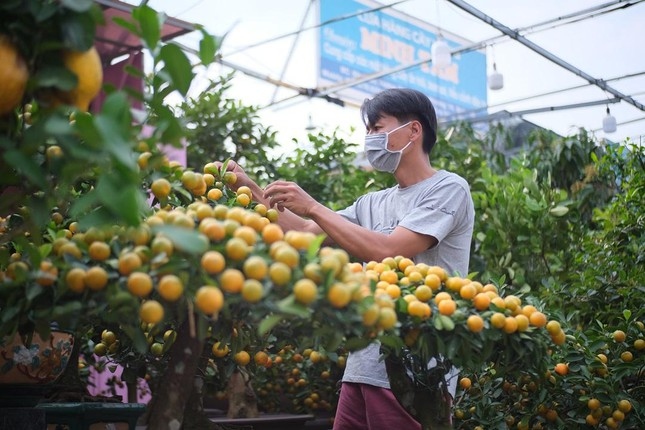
(332, 382), (422, 430)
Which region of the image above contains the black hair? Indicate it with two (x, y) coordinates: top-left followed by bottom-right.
(360, 88), (438, 154)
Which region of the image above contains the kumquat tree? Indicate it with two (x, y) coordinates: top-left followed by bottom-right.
(1, 2), (643, 430)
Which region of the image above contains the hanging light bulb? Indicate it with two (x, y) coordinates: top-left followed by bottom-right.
(488, 62), (504, 90)
(602, 107), (617, 133)
(432, 36), (451, 68)
(305, 114), (316, 131)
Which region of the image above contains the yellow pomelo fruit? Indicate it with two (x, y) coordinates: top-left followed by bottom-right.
(0, 36), (28, 115)
(61, 46), (103, 111)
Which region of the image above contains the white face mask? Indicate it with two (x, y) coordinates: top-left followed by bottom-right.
(364, 122), (412, 173)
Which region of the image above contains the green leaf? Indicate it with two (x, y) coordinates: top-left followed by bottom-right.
(100, 91), (133, 127)
(343, 337), (372, 352)
(31, 67), (77, 91)
(61, 10), (97, 51)
(52, 301), (83, 319)
(29, 1), (57, 22)
(433, 315), (444, 331)
(276, 295), (310, 318)
(3, 150), (47, 188)
(43, 114), (75, 136)
(1, 305), (22, 323)
(133, 5), (162, 51)
(220, 159), (231, 176)
(0, 136), (13, 149)
(525, 196), (543, 212)
(73, 112), (103, 150)
(121, 325), (149, 354)
(446, 335), (460, 360)
(159, 43), (194, 97)
(124, 64), (146, 79)
(198, 31), (218, 65)
(154, 104), (185, 144)
(549, 205), (569, 217)
(152, 225), (209, 255)
(306, 234), (326, 262)
(33, 322), (51, 341)
(94, 175), (145, 226)
(112, 17), (140, 37)
(440, 315), (455, 331)
(379, 334), (404, 350)
(74, 206), (114, 230)
(320, 333), (341, 352)
(258, 314), (283, 336)
(94, 117), (135, 167)
(70, 191), (99, 223)
(38, 243), (53, 258)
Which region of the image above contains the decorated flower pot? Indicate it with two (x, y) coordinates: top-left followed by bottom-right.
(0, 329), (74, 406)
(0, 329), (74, 384)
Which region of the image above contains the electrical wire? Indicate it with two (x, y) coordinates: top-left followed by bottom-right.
(440, 97), (622, 126)
(444, 70), (645, 122)
(222, 0), (411, 57)
(519, 0), (645, 35)
(174, 0), (208, 18)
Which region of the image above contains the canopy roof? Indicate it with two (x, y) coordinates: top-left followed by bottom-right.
(94, 0), (195, 63)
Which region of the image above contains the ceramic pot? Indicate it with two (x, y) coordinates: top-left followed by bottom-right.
(0, 329), (74, 385)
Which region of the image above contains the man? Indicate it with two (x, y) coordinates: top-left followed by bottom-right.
(221, 88), (474, 429)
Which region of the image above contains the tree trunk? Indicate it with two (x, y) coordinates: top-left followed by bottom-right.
(225, 369), (258, 419)
(182, 342), (221, 430)
(127, 379), (138, 403)
(143, 319), (204, 430)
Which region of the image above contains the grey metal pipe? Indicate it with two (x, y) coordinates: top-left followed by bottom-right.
(445, 0), (645, 112)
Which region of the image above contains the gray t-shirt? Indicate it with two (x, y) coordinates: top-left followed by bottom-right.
(337, 170), (474, 393)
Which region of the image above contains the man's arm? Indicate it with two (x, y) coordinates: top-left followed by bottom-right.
(264, 180), (436, 262)
(308, 205), (436, 262)
(217, 161), (325, 237)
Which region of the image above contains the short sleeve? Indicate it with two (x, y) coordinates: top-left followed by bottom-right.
(336, 200), (360, 225)
(399, 183), (471, 243)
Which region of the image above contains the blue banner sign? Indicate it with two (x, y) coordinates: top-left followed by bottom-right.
(318, 0), (487, 118)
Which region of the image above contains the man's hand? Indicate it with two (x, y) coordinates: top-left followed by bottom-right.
(263, 180), (319, 217)
(214, 160), (255, 193)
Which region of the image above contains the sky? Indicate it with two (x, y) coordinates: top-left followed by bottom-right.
(123, 0), (645, 150)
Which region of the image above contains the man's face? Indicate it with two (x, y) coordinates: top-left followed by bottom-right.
(366, 115), (411, 151)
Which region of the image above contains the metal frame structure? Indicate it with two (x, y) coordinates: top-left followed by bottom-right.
(214, 0), (645, 132)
